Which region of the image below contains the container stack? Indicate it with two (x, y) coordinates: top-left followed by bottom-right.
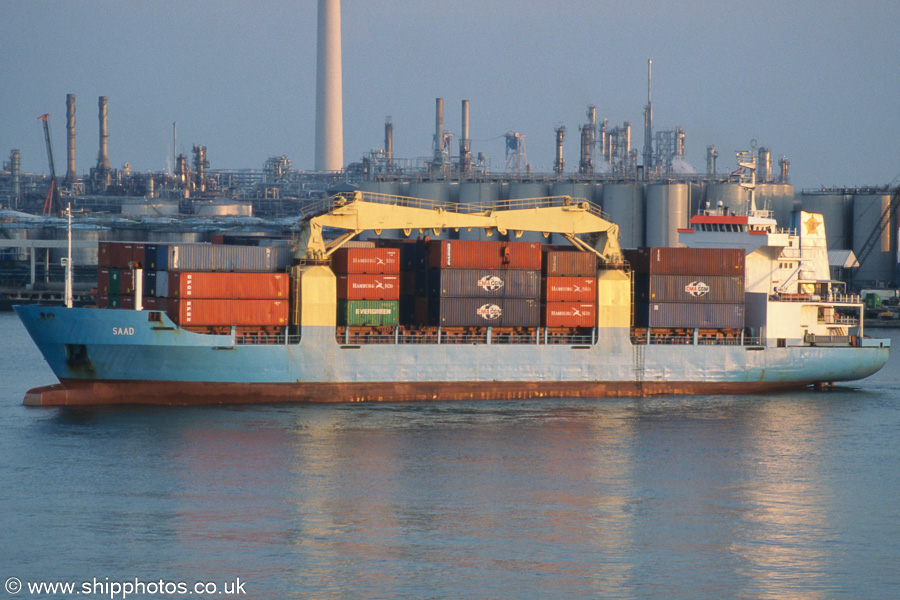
(542, 250), (598, 327)
(422, 240), (542, 327)
(331, 247), (401, 326)
(626, 247), (746, 329)
(96, 241), (292, 333)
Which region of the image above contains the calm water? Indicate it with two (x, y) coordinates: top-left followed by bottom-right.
(1, 311), (898, 599)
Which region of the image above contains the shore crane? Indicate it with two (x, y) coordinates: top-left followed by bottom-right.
(37, 113), (60, 216)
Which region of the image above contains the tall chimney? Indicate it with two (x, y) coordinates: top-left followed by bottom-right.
(65, 94), (77, 186)
(315, 0), (343, 171)
(459, 99), (471, 173)
(433, 97), (444, 166)
(384, 117), (393, 171)
(642, 59), (653, 180)
(97, 96), (111, 170)
(554, 126), (566, 175)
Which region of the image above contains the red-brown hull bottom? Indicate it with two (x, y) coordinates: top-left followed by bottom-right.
(23, 378), (817, 407)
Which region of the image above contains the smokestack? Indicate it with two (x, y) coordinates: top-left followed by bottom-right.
(459, 99), (471, 173)
(97, 96), (111, 170)
(642, 59), (653, 180)
(384, 117), (393, 171)
(433, 97), (444, 167)
(707, 145), (718, 176)
(315, 0), (344, 171)
(10, 149), (20, 206)
(554, 126), (566, 175)
(65, 94), (77, 186)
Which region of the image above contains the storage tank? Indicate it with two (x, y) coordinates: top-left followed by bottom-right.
(505, 182), (551, 242)
(602, 182), (645, 248)
(800, 191), (852, 250)
(645, 182), (689, 248)
(0, 223), (45, 262)
(549, 182), (594, 204)
(49, 225), (108, 266)
(358, 180), (404, 198)
(757, 183), (796, 229)
(458, 182), (501, 212)
(194, 201), (253, 217)
(407, 181), (456, 207)
(120, 200), (180, 217)
(852, 191), (897, 285)
(705, 182), (747, 214)
(145, 230), (207, 244)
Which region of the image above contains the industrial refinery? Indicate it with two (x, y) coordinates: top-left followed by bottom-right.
(0, 0), (897, 308)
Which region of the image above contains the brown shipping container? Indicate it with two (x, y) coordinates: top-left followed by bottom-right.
(336, 274), (401, 300)
(98, 241), (112, 267)
(634, 302), (745, 328)
(167, 299), (289, 326)
(97, 293), (109, 308)
(427, 240), (542, 270)
(543, 276), (596, 302)
(543, 302), (597, 327)
(167, 272), (289, 299)
(543, 251), (597, 277)
(625, 247), (745, 276)
(97, 268), (110, 294)
(121, 268), (134, 294)
(428, 269), (541, 298)
(331, 248), (401, 274)
(428, 297), (540, 327)
(634, 274), (744, 304)
(121, 294), (135, 309)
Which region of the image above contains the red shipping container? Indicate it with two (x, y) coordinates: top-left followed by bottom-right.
(167, 299), (289, 326)
(625, 247), (745, 276)
(543, 302), (597, 327)
(167, 272), (289, 299)
(97, 268), (110, 294)
(543, 251), (597, 276)
(98, 241), (112, 267)
(121, 268), (135, 294)
(120, 294), (135, 309)
(428, 240), (542, 270)
(337, 274), (401, 300)
(97, 293), (109, 308)
(543, 277), (596, 302)
(331, 248), (400, 274)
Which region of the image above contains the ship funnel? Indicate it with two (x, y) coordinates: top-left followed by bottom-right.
(314, 0), (344, 171)
(65, 94), (77, 186)
(97, 96), (111, 171)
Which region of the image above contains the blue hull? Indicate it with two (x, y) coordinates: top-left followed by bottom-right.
(14, 305), (891, 405)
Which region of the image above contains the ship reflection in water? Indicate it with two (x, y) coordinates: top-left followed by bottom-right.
(158, 394), (894, 598)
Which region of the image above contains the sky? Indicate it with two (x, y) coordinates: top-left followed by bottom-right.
(2, 0), (899, 192)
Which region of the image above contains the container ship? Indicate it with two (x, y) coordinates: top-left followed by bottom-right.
(15, 192), (890, 406)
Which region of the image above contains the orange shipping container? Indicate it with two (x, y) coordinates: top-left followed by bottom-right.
(331, 248), (401, 274)
(543, 302), (597, 327)
(167, 299), (289, 326)
(167, 272), (289, 299)
(428, 240), (542, 270)
(336, 274), (401, 300)
(543, 277), (596, 302)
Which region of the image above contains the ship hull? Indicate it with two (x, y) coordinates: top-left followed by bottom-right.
(16, 305), (891, 407)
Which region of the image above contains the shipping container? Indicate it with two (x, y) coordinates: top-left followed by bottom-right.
(543, 302), (597, 327)
(98, 241), (111, 267)
(121, 268), (134, 295)
(337, 300), (399, 326)
(634, 302), (745, 328)
(400, 242), (429, 271)
(108, 268), (121, 295)
(156, 270), (169, 298)
(543, 251), (597, 276)
(143, 270), (158, 297)
(336, 274), (401, 300)
(107, 293), (120, 309)
(427, 297), (540, 327)
(144, 244), (159, 270)
(120, 294), (135, 309)
(427, 269), (541, 298)
(158, 244), (292, 272)
(331, 248), (401, 274)
(542, 276), (597, 302)
(427, 240), (542, 270)
(166, 272), (289, 299)
(143, 296), (167, 311)
(97, 268), (110, 294)
(167, 298), (289, 326)
(633, 274), (744, 304)
(97, 293), (109, 309)
(625, 247), (745, 276)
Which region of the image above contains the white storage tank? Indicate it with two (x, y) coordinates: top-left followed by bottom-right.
(602, 182), (645, 248)
(705, 182), (747, 214)
(756, 183), (796, 229)
(645, 182), (690, 248)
